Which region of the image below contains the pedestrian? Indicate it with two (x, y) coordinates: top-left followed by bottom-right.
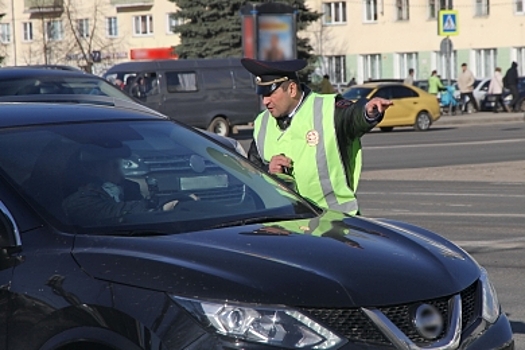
(347, 77), (357, 87)
(240, 58), (393, 215)
(458, 63), (479, 113)
(503, 61), (519, 112)
(320, 74), (335, 94)
(427, 70), (444, 96)
(404, 68), (415, 85)
(488, 67), (511, 113)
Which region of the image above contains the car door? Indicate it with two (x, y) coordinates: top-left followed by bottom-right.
(372, 86), (405, 126)
(129, 71), (162, 112)
(389, 86), (421, 125)
(475, 79), (490, 106)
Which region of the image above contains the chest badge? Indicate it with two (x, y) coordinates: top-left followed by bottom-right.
(306, 130), (319, 146)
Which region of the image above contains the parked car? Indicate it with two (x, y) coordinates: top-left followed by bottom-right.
(0, 68), (247, 157)
(103, 58), (260, 137)
(481, 76), (525, 112)
(414, 78), (490, 113)
(5, 64), (84, 72)
(342, 82), (441, 131)
(0, 102), (513, 350)
(0, 67), (132, 99)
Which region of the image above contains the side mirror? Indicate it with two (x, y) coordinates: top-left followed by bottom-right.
(0, 202), (21, 249)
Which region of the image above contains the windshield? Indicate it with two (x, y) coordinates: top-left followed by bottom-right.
(342, 87), (373, 100)
(0, 76), (133, 100)
(0, 120), (317, 234)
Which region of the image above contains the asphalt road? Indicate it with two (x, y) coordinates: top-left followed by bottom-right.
(235, 119), (525, 348)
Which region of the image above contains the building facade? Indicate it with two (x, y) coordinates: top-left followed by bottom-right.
(304, 0), (525, 85)
(0, 0), (182, 74)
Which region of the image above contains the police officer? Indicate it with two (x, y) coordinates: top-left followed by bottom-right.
(241, 58), (393, 215)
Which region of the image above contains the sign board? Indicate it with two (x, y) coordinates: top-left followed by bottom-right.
(438, 10), (459, 36)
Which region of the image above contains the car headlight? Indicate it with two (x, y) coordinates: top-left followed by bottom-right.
(171, 296), (344, 349)
(480, 267), (500, 324)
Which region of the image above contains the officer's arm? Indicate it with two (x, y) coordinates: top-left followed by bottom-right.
(335, 95), (384, 140)
(247, 139), (269, 172)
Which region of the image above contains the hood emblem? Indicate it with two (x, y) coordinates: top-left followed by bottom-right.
(413, 304), (444, 340)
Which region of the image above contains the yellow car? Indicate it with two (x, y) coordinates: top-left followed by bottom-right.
(342, 82), (441, 131)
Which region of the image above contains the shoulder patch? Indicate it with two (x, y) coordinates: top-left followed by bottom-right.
(335, 99), (354, 109)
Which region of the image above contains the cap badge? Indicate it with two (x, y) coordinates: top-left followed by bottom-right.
(306, 130), (319, 146)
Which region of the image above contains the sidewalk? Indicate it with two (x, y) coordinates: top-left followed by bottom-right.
(435, 110), (524, 126)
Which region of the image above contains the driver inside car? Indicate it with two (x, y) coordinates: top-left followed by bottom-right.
(62, 141), (178, 226)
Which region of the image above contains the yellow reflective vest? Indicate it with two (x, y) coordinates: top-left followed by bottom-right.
(253, 92), (361, 215)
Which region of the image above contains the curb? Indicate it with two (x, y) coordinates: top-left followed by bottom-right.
(435, 112), (525, 126)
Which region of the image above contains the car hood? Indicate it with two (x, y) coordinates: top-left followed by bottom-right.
(73, 211), (480, 307)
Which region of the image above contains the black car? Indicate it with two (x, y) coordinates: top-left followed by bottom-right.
(0, 103), (513, 350)
(0, 68), (246, 157)
(0, 67), (131, 99)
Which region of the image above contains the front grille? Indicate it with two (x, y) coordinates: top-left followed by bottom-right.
(302, 281), (480, 346)
(461, 281), (479, 330)
(303, 308), (390, 345)
(379, 297), (449, 345)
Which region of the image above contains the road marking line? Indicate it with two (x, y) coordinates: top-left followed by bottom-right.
(455, 237), (525, 251)
(366, 138), (525, 150)
(365, 211), (525, 218)
(360, 191), (525, 198)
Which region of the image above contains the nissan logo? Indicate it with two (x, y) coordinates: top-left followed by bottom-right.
(413, 304), (444, 340)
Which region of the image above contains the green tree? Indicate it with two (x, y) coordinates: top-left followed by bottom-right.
(170, 0), (320, 63)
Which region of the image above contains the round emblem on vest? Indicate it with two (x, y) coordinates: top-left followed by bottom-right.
(306, 130), (319, 146)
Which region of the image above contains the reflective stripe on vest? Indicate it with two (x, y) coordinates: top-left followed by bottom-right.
(253, 93), (359, 214)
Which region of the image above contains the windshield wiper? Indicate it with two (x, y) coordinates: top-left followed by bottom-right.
(208, 213), (315, 230)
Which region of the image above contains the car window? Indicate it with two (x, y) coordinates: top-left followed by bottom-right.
(341, 87), (373, 100)
(390, 86), (418, 99)
(233, 68), (255, 89)
(479, 80), (490, 91)
(165, 71), (198, 93)
(372, 87), (392, 99)
(0, 120), (315, 234)
(202, 69), (233, 90)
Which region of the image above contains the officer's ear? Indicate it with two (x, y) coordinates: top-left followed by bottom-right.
(287, 81), (300, 98)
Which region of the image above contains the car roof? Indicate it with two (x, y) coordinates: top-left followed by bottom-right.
(0, 102), (163, 128)
(0, 67), (95, 79)
(349, 82), (409, 88)
(10, 64), (84, 72)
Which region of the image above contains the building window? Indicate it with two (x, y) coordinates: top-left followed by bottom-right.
(428, 0), (448, 19)
(77, 18), (89, 38)
(324, 55), (346, 83)
(432, 51), (457, 80)
(133, 15), (154, 36)
(516, 0), (524, 13)
(363, 0), (378, 22)
(0, 23), (11, 43)
(396, 0), (410, 20)
(106, 17), (118, 37)
(46, 20), (63, 41)
(397, 52), (418, 79)
(167, 13), (183, 33)
(474, 0), (489, 16)
(515, 47), (525, 75)
(22, 22), (33, 42)
(323, 2), (347, 24)
(474, 48), (497, 77)
(363, 54), (382, 80)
